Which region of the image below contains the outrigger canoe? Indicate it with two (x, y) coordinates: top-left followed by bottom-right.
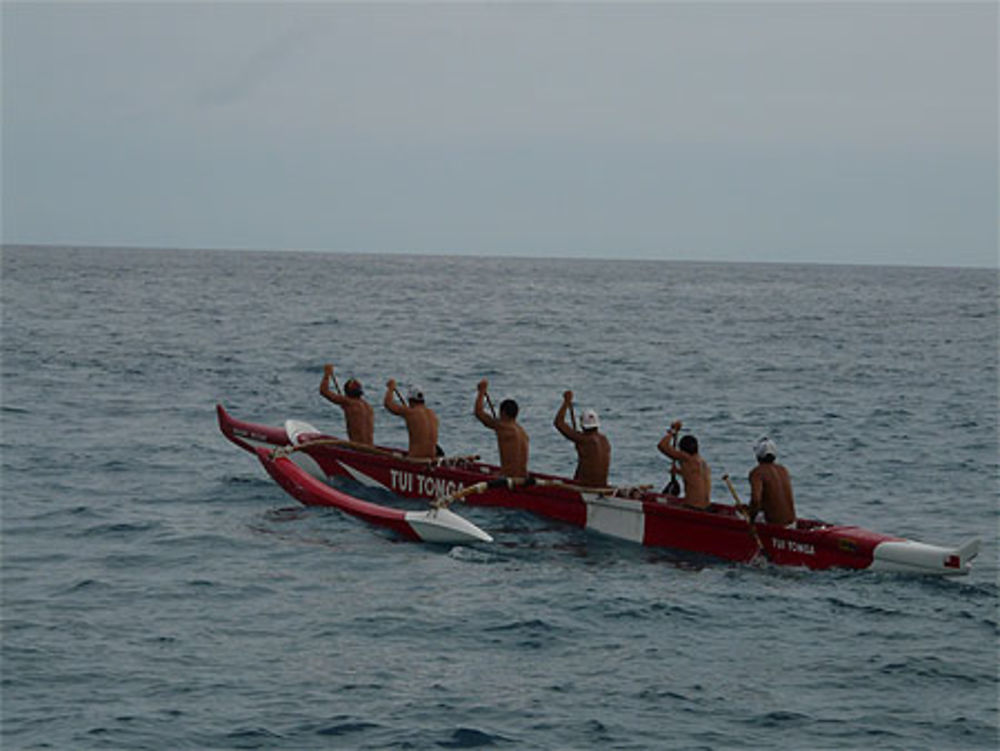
(217, 404), (980, 575)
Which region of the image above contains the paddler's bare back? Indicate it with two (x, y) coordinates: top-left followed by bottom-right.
(681, 455), (711, 507)
(495, 420), (529, 478)
(403, 405), (439, 459)
(319, 365), (375, 446)
(343, 400), (375, 445)
(384, 379), (439, 460)
(553, 390), (611, 488)
(473, 379), (530, 478)
(657, 421), (711, 508)
(574, 432), (611, 487)
(749, 462), (795, 525)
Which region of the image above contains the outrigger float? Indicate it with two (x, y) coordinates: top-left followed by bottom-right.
(217, 404), (980, 576)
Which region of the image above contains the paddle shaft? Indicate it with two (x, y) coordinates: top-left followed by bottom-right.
(722, 474), (769, 561)
(484, 391), (497, 419)
(666, 430), (680, 494)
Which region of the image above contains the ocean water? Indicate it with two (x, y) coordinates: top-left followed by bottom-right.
(1, 245), (997, 750)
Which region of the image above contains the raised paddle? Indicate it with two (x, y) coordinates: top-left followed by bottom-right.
(322, 365), (343, 396)
(484, 390), (498, 419)
(722, 473), (770, 562)
(664, 429), (681, 496)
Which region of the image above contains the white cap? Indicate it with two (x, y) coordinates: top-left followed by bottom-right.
(580, 408), (600, 430)
(754, 436), (777, 460)
(407, 385), (425, 402)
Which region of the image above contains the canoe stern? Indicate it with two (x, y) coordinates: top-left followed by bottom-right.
(871, 536), (981, 576)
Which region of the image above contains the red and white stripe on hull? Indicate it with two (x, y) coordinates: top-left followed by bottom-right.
(255, 448), (492, 545)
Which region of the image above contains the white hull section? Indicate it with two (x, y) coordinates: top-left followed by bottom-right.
(870, 537), (980, 576)
(284, 419), (321, 445)
(280, 419), (328, 480)
(583, 494), (645, 545)
(404, 508), (494, 544)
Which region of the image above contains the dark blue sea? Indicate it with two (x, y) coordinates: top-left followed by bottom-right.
(2, 245), (997, 750)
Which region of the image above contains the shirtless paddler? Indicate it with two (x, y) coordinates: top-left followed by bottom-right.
(553, 390), (611, 488)
(474, 378), (529, 479)
(384, 378), (439, 460)
(319, 364), (374, 445)
(747, 436), (796, 526)
(657, 420), (711, 508)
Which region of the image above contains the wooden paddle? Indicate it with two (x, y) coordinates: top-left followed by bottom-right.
(722, 473), (770, 562)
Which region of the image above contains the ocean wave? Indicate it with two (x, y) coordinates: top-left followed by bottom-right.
(437, 727), (513, 748)
(316, 720), (381, 737)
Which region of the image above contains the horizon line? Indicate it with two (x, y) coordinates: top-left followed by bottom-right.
(2, 242), (996, 272)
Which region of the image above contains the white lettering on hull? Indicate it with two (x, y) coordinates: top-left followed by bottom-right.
(389, 468), (413, 493)
(771, 538), (816, 556)
(389, 469), (464, 499)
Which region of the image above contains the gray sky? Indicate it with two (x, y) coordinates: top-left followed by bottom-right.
(3, 1), (997, 267)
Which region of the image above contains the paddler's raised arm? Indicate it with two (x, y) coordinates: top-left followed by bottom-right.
(474, 379), (498, 429)
(384, 378), (405, 415)
(320, 364), (348, 406)
(553, 390), (579, 440)
(657, 420), (684, 460)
